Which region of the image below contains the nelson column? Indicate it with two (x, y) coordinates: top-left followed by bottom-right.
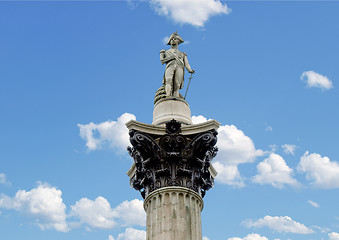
(126, 32), (220, 240)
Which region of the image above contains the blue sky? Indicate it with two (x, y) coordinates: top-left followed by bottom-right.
(0, 1), (338, 240)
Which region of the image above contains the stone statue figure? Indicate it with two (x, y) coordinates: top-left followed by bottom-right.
(160, 32), (195, 98)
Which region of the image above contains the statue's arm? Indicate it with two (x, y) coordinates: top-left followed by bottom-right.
(160, 49), (175, 65)
(184, 53), (195, 73)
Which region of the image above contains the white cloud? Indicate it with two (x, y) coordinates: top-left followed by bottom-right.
(308, 200), (319, 208)
(202, 237), (210, 240)
(70, 198), (145, 230)
(213, 162), (245, 187)
(114, 199), (146, 227)
(252, 153), (299, 188)
(116, 228), (146, 240)
(228, 233), (268, 240)
(70, 196), (117, 229)
(192, 115), (264, 165)
(282, 144), (297, 155)
(192, 115), (263, 187)
(150, 0), (231, 27)
(78, 113), (136, 152)
(0, 173), (11, 186)
(244, 215), (314, 234)
(0, 183), (68, 232)
(301, 71), (333, 90)
(329, 232), (339, 240)
(217, 124), (264, 165)
(192, 115), (210, 124)
(297, 151), (339, 188)
(193, 115), (264, 166)
(0, 180), (144, 232)
(108, 235), (115, 240)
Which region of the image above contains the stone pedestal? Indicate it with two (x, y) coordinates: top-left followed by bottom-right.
(126, 119), (219, 240)
(144, 187), (203, 240)
(153, 98), (192, 126)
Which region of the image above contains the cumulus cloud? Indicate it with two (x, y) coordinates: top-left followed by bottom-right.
(301, 71), (333, 90)
(70, 198), (145, 230)
(329, 232), (339, 240)
(228, 233), (268, 240)
(308, 200), (319, 208)
(114, 199), (146, 227)
(116, 228), (146, 240)
(252, 153), (299, 188)
(192, 115), (263, 187)
(217, 124), (264, 165)
(214, 124), (263, 186)
(193, 116), (263, 165)
(282, 144), (296, 155)
(244, 215), (314, 234)
(78, 113), (136, 152)
(70, 196), (117, 229)
(108, 235), (115, 240)
(150, 0), (231, 27)
(213, 162), (245, 187)
(0, 173), (11, 186)
(202, 237), (210, 240)
(0, 180), (145, 232)
(297, 151), (339, 188)
(192, 115), (211, 124)
(0, 183), (68, 232)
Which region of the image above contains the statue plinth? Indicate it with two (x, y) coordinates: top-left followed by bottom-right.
(126, 119), (219, 240)
(153, 97), (192, 126)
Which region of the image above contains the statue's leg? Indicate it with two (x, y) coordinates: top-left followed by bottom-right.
(173, 68), (184, 98)
(165, 66), (175, 97)
(165, 82), (172, 97)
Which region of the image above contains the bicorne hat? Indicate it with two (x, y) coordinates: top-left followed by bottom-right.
(167, 31), (184, 45)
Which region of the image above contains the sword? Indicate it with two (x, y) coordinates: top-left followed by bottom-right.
(184, 73), (193, 99)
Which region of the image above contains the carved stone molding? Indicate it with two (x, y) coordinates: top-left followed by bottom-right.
(127, 119), (218, 199)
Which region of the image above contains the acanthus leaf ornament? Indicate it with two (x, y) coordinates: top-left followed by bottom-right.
(127, 120), (218, 199)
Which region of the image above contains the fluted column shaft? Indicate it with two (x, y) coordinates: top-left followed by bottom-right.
(144, 187), (203, 240)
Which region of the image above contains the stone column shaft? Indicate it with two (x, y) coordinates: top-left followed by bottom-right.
(144, 187), (203, 240)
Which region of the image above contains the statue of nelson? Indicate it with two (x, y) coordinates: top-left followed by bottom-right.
(160, 32), (195, 98)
